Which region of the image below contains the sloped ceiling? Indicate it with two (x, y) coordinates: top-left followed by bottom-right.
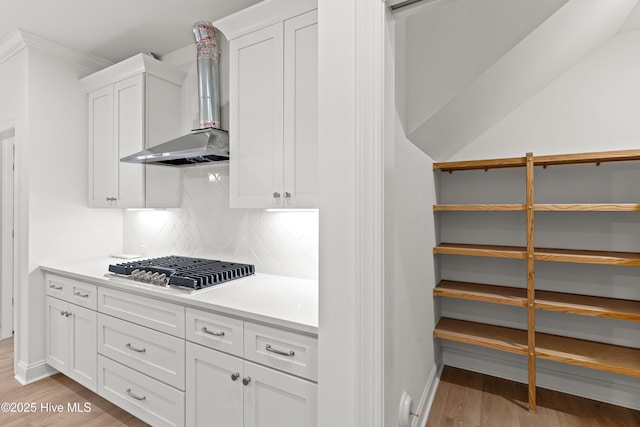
(401, 0), (639, 161)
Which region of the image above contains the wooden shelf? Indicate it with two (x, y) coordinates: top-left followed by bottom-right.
(434, 157), (526, 171)
(536, 333), (640, 379)
(536, 290), (640, 322)
(434, 281), (640, 321)
(435, 243), (640, 266)
(433, 204), (526, 211)
(534, 248), (640, 266)
(435, 318), (640, 379)
(434, 243), (527, 259)
(434, 318), (528, 355)
(434, 149), (640, 172)
(534, 149), (640, 167)
(534, 204), (640, 212)
(434, 203), (640, 212)
(434, 281), (527, 307)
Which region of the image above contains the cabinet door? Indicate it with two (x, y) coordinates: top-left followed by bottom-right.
(186, 343), (243, 427)
(88, 86), (116, 207)
(114, 74), (145, 208)
(45, 297), (69, 372)
(283, 10), (319, 208)
(230, 23), (285, 208)
(145, 74), (182, 208)
(67, 304), (97, 392)
(243, 361), (317, 427)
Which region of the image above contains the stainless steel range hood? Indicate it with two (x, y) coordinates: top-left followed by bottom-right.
(121, 21), (229, 166)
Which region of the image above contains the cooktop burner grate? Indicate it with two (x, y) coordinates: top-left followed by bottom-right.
(108, 255), (255, 290)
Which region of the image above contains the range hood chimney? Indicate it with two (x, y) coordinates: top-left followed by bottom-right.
(120, 22), (229, 166)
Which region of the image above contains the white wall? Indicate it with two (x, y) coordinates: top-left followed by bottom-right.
(385, 14), (439, 427)
(437, 29), (640, 410)
(452, 29), (640, 160)
(0, 37), (125, 381)
(123, 164), (319, 279)
(0, 47), (27, 374)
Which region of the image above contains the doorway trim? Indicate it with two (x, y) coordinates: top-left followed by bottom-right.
(0, 122), (15, 340)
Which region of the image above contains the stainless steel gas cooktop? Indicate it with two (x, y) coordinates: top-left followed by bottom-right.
(107, 255), (255, 292)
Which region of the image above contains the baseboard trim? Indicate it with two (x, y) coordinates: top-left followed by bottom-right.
(442, 342), (640, 411)
(14, 359), (57, 385)
(413, 364), (441, 427)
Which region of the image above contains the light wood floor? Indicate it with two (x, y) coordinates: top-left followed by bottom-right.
(427, 366), (640, 427)
(0, 337), (148, 426)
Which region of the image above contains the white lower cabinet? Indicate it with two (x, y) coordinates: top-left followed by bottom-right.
(45, 296), (97, 392)
(98, 355), (185, 427)
(186, 342), (317, 427)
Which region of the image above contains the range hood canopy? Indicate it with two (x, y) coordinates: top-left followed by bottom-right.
(121, 21), (229, 167)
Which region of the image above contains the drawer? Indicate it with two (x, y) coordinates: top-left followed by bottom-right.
(46, 274), (97, 310)
(98, 287), (185, 338)
(98, 355), (184, 427)
(186, 308), (243, 357)
(98, 314), (185, 390)
(244, 322), (318, 382)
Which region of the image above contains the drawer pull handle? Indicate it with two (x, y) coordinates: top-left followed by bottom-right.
(242, 376), (251, 386)
(231, 372), (240, 381)
(74, 291), (90, 298)
(265, 344), (295, 357)
(202, 326), (225, 337)
(50, 284), (63, 290)
(126, 343), (146, 353)
(126, 389), (146, 401)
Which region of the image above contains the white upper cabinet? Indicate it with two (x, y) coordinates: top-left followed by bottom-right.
(81, 54), (184, 208)
(223, 0), (318, 208)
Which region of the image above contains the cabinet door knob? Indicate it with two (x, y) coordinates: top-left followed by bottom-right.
(60, 310), (66, 316)
(242, 376), (252, 386)
(273, 192), (281, 199)
(284, 192), (291, 198)
(66, 311), (72, 317)
(231, 372), (240, 382)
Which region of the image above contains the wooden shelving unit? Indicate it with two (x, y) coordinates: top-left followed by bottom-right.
(432, 149), (640, 413)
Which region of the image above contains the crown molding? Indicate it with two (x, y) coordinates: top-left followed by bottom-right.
(0, 29), (112, 70)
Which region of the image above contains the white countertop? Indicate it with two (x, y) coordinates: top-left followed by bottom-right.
(40, 257), (318, 335)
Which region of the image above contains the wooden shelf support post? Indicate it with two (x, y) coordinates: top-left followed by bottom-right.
(526, 152), (537, 413)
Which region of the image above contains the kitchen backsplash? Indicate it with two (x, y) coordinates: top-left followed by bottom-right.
(123, 164), (319, 280)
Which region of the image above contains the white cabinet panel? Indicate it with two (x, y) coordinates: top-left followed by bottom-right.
(88, 86), (115, 207)
(243, 360), (317, 427)
(45, 296), (69, 372)
(114, 75), (145, 208)
(98, 313), (185, 390)
(186, 308), (244, 357)
(67, 304), (97, 391)
(45, 296), (97, 392)
(186, 342), (244, 427)
(284, 10), (319, 208)
(230, 23), (284, 208)
(98, 355), (185, 427)
(244, 321), (318, 381)
(98, 287), (185, 338)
